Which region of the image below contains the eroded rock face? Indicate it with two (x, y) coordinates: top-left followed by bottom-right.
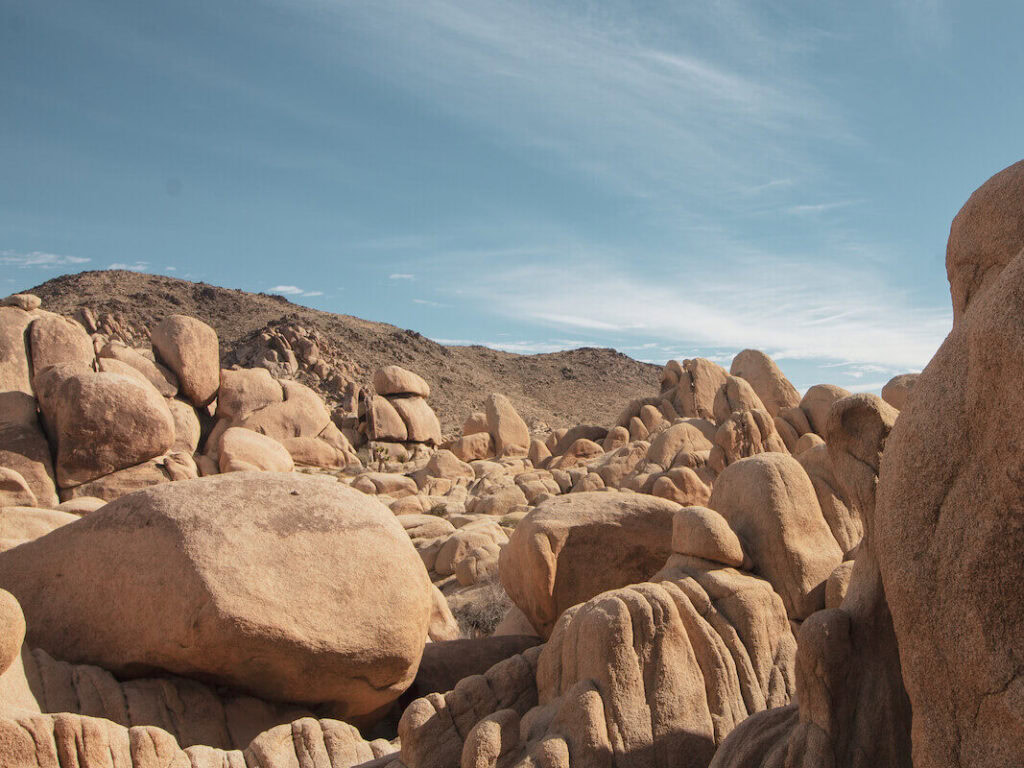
(0, 473), (434, 721)
(875, 159), (1024, 768)
(709, 453), (842, 620)
(499, 492), (679, 638)
(729, 350), (800, 417)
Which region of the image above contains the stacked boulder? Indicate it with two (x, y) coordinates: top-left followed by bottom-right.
(358, 365), (443, 458)
(1, 302), (360, 509)
(449, 393), (531, 461)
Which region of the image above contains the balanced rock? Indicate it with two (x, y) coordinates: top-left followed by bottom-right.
(730, 349), (801, 416)
(373, 365), (430, 397)
(485, 393), (529, 457)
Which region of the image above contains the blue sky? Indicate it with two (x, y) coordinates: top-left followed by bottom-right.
(3, 0), (1021, 392)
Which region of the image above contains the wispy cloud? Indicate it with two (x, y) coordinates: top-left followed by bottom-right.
(389, 273), (415, 280)
(786, 200), (860, 215)
(445, 247), (950, 370)
(1, 250), (91, 268)
(413, 298), (447, 307)
(108, 261), (149, 271)
(269, 284), (323, 297)
(430, 337), (587, 355)
(166, 266), (177, 272)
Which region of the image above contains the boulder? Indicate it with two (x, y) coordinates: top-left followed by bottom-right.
(652, 467), (712, 507)
(0, 506), (78, 550)
(485, 394), (529, 457)
(151, 315), (220, 407)
(709, 453), (843, 619)
(60, 452), (198, 502)
(166, 398), (201, 453)
(237, 380), (331, 441)
(881, 373), (918, 410)
(551, 425), (608, 456)
(729, 349), (801, 417)
(365, 395), (408, 442)
(27, 314), (94, 384)
(709, 409), (786, 474)
(799, 384), (852, 436)
(669, 358), (730, 420)
(216, 367), (283, 422)
(0, 473), (435, 720)
(1, 293), (40, 311)
(712, 375), (768, 423)
(0, 423), (58, 507)
(0, 306), (38, 426)
(35, 369), (175, 489)
(98, 341), (179, 397)
(874, 160), (1024, 768)
(499, 492), (679, 637)
(279, 436), (353, 468)
(0, 468), (35, 509)
(462, 411), (489, 436)
(373, 365), (430, 397)
(218, 427), (294, 473)
(391, 396), (442, 444)
(671, 505), (745, 566)
(450, 432), (495, 462)
(646, 421), (714, 469)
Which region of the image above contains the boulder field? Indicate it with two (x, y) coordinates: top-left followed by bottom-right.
(0, 161), (1021, 766)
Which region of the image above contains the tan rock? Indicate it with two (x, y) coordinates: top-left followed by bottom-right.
(669, 357), (730, 420)
(729, 349), (801, 417)
(56, 496), (106, 515)
(279, 436), (352, 468)
(0, 473), (434, 720)
(873, 162), (1024, 768)
(391, 396), (442, 444)
(709, 409), (786, 474)
(485, 394), (529, 458)
(0, 468), (35, 509)
(0, 506), (78, 550)
(880, 373), (918, 410)
(646, 421), (714, 469)
(218, 427), (294, 473)
(373, 365), (430, 397)
(799, 384), (852, 436)
(166, 398), (201, 453)
(238, 380), (331, 441)
(450, 432), (495, 462)
(0, 306), (37, 426)
(602, 425), (629, 452)
(652, 466), (712, 507)
(671, 505), (745, 566)
(797, 443), (861, 554)
(712, 375), (769, 423)
(60, 452), (199, 502)
(1, 294), (40, 311)
(28, 313), (94, 384)
(499, 492), (678, 637)
(36, 369), (175, 489)
(462, 411), (489, 436)
(709, 453), (843, 619)
(151, 315), (220, 407)
(365, 395), (408, 442)
(217, 367), (283, 422)
(794, 432), (824, 455)
(98, 341), (179, 397)
(527, 438), (551, 466)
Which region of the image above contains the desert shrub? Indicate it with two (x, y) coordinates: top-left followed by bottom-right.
(452, 579), (513, 638)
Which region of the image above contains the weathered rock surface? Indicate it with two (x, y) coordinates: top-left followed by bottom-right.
(0, 473), (434, 720)
(151, 314), (220, 407)
(499, 492), (679, 638)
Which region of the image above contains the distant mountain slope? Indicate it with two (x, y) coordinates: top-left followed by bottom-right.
(29, 270), (661, 433)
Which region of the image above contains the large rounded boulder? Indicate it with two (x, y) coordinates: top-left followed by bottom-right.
(499, 491), (679, 638)
(0, 472), (434, 720)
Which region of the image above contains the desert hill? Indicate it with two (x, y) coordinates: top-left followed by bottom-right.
(28, 270), (660, 434)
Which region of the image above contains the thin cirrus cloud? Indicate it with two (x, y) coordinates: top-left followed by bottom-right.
(1, 250), (91, 268)
(451, 250), (952, 371)
(269, 285), (323, 297)
(107, 261), (150, 271)
(389, 273), (415, 280)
